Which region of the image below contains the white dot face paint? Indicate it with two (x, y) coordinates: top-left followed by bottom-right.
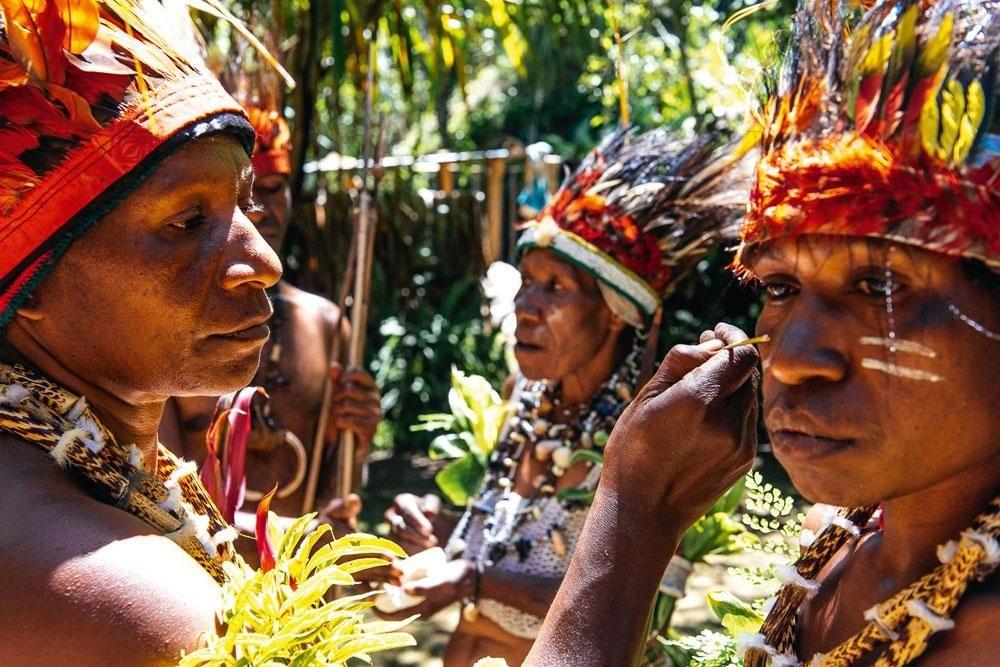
(948, 303), (1000, 342)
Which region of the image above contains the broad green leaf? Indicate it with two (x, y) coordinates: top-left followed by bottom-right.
(429, 433), (470, 460)
(706, 590), (763, 636)
(435, 454), (486, 505)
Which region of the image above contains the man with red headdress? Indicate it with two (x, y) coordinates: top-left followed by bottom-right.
(162, 98), (380, 540)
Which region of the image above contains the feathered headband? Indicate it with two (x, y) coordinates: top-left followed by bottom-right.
(246, 105), (292, 176)
(0, 0), (284, 329)
(517, 127), (753, 328)
(209, 15), (295, 178)
(735, 0), (1000, 273)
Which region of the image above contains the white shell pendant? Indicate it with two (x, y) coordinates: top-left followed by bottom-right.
(551, 446), (573, 470)
(549, 526), (568, 557)
(534, 439), (560, 461)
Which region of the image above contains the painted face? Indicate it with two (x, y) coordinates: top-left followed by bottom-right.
(248, 172), (292, 252)
(514, 248), (618, 381)
(750, 236), (1000, 507)
(21, 135), (282, 400)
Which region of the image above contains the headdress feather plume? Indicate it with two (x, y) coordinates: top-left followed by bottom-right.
(519, 127), (754, 326)
(737, 0), (1000, 272)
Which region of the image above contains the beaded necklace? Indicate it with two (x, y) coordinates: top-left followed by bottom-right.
(0, 363), (235, 582)
(742, 497), (1000, 667)
(452, 339), (643, 570)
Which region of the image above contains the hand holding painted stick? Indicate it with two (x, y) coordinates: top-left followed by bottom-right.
(599, 323), (761, 532)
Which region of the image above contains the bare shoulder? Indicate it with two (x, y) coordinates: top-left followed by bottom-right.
(0, 434), (220, 666)
(921, 579), (1000, 666)
(281, 281), (346, 329)
(278, 281), (345, 337)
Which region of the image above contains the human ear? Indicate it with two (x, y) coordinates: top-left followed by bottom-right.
(608, 310), (627, 333)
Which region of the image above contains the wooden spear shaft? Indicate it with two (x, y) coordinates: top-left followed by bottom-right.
(301, 43), (379, 513)
(335, 185), (377, 499)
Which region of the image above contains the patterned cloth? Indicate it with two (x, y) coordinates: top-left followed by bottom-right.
(0, 363), (235, 582)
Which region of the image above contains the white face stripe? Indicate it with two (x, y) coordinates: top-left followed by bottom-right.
(861, 358), (944, 383)
(859, 337), (938, 358)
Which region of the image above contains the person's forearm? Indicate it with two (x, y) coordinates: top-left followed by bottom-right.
(525, 491), (682, 667)
(478, 567), (561, 618)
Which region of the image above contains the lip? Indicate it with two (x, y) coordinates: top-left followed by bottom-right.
(514, 341), (544, 354)
(215, 322), (270, 342)
(210, 313), (273, 343)
(770, 429), (854, 462)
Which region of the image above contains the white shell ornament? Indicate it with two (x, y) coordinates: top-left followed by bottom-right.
(534, 439), (560, 461)
(551, 446), (573, 470)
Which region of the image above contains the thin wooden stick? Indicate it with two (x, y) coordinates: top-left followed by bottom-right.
(721, 334), (770, 351)
(299, 228), (356, 514)
(334, 45), (381, 503)
(606, 0), (630, 127)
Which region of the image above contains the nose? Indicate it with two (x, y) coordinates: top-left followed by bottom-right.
(514, 285), (542, 325)
(764, 294), (848, 386)
(218, 209), (282, 291)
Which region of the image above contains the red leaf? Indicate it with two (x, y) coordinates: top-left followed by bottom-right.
(256, 485), (278, 573)
(222, 386), (267, 523)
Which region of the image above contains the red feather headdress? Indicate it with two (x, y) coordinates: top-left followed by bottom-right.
(208, 13), (294, 177)
(735, 0), (1000, 273)
(0, 0), (287, 328)
(518, 127), (755, 328)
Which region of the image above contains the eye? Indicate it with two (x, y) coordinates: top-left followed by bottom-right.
(169, 214), (207, 232)
(760, 279), (798, 302)
(547, 278), (565, 292)
(856, 275), (905, 297)
(257, 183), (284, 196)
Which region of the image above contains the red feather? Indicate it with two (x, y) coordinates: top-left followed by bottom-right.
(873, 71), (908, 139)
(0, 0), (68, 83)
(854, 71), (885, 132)
(54, 0), (99, 54)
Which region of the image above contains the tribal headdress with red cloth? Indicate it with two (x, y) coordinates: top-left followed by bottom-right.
(0, 0), (267, 329)
(734, 0), (1000, 274)
(518, 127), (754, 328)
(246, 105), (291, 176)
(210, 18), (294, 178)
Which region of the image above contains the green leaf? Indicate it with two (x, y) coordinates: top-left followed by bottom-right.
(428, 434), (469, 460)
(569, 449), (604, 466)
(435, 455), (486, 505)
(556, 486), (596, 505)
(706, 590), (763, 637)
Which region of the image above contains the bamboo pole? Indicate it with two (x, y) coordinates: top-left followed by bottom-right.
(484, 154), (506, 264)
(438, 160), (455, 194)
